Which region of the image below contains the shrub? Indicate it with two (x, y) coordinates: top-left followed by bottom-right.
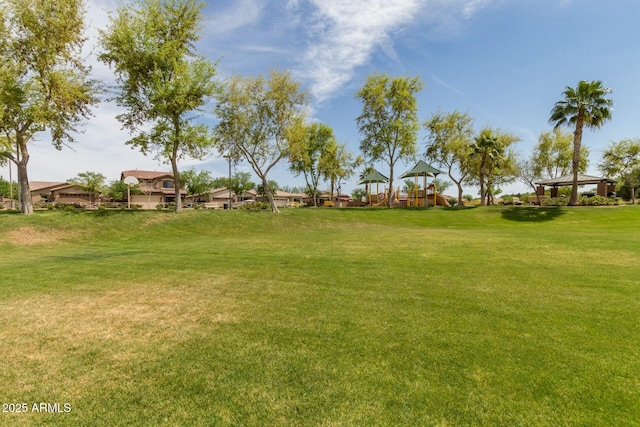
(579, 195), (620, 206)
(502, 195), (514, 205)
(541, 195), (620, 206)
(241, 201), (269, 210)
(541, 197), (569, 206)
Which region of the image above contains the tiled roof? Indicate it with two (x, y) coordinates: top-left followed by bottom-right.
(29, 181), (70, 192)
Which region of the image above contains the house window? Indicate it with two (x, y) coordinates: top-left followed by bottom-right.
(162, 180), (174, 189)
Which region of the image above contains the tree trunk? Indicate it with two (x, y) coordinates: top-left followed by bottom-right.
(479, 156), (486, 206)
(387, 163), (394, 208)
(16, 158), (33, 215)
(570, 115), (584, 206)
(262, 175), (279, 213)
(170, 156), (182, 213)
(330, 178), (335, 207)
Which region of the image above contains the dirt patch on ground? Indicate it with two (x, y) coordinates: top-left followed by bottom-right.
(0, 278), (239, 399)
(5, 226), (76, 246)
(1, 278), (238, 359)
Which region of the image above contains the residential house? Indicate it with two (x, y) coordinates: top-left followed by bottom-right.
(30, 181), (93, 206)
(196, 187), (235, 209)
(121, 170), (186, 209)
(252, 189), (306, 208)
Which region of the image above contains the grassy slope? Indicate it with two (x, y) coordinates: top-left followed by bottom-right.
(0, 207), (639, 426)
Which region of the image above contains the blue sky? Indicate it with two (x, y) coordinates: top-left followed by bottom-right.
(14, 0), (640, 196)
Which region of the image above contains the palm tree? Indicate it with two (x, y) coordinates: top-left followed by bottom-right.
(471, 130), (502, 206)
(549, 80), (613, 206)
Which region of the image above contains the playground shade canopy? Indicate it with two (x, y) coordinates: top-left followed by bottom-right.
(399, 160), (445, 178)
(358, 169), (389, 184)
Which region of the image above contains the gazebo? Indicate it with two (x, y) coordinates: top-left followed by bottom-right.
(535, 174), (617, 197)
(399, 160), (445, 207)
(358, 169), (389, 206)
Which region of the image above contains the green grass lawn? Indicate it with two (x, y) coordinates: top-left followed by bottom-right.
(1, 206), (639, 426)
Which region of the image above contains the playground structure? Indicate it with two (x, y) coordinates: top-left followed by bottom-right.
(406, 184), (450, 207)
(358, 161), (449, 207)
(364, 185), (449, 207)
(368, 189), (401, 207)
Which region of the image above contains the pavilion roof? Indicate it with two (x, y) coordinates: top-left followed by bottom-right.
(399, 160), (444, 178)
(358, 169), (389, 184)
(535, 174), (616, 187)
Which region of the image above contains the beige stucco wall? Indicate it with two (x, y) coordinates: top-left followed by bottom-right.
(131, 194), (163, 209)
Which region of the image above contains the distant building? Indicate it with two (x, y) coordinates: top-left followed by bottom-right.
(120, 170), (186, 209)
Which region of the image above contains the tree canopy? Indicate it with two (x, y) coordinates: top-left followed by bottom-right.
(467, 128), (519, 205)
(424, 110), (475, 205)
(181, 168), (214, 202)
(289, 122), (337, 206)
(356, 73), (422, 207)
(549, 80), (613, 205)
(319, 141), (361, 206)
(69, 171), (106, 204)
(599, 138), (640, 204)
(0, 0), (98, 214)
(99, 0), (218, 213)
(533, 129), (588, 179)
(214, 69), (308, 213)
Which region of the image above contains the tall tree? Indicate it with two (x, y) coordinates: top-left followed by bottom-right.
(181, 168), (214, 203)
(99, 0), (218, 213)
(319, 141), (360, 207)
(214, 69), (308, 213)
(230, 172), (255, 201)
(549, 80), (613, 205)
(424, 110), (475, 206)
(257, 180), (279, 201)
(0, 176), (18, 200)
(470, 130), (500, 206)
(356, 73), (422, 208)
(289, 122), (336, 207)
(105, 179), (138, 202)
(0, 0), (98, 214)
(599, 138), (640, 204)
(468, 128), (519, 205)
(69, 171), (106, 205)
(533, 129), (588, 179)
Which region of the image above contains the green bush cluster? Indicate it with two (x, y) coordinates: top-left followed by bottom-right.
(579, 195), (621, 206)
(240, 201), (270, 210)
(502, 195), (515, 205)
(541, 197), (569, 206)
(541, 196), (621, 206)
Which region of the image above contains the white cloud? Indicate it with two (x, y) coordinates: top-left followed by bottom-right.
(295, 0), (422, 102)
(293, 0), (500, 103)
(460, 0), (494, 18)
(205, 0), (264, 35)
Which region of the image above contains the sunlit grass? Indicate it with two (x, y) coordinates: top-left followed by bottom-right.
(0, 206), (639, 425)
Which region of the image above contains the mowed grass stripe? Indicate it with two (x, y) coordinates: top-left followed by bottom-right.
(0, 207), (639, 426)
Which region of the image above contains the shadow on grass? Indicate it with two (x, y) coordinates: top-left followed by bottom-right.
(501, 206), (565, 222)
